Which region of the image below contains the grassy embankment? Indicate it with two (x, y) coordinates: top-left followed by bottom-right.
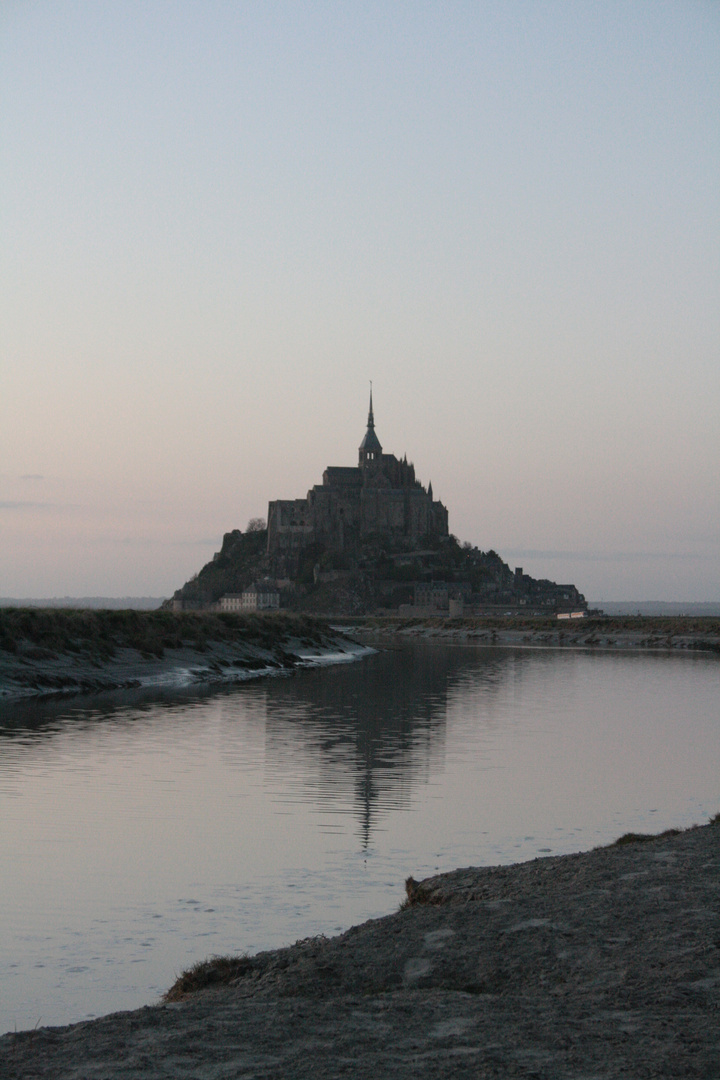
(0, 608), (332, 662)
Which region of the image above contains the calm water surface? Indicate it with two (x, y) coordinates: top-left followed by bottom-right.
(1, 643), (718, 1032)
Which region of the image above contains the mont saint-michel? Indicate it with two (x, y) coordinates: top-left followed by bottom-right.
(170, 395), (586, 616)
(267, 390), (449, 570)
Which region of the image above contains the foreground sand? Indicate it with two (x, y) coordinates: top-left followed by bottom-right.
(3, 823), (718, 1079)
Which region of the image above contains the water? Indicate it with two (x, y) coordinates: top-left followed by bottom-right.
(0, 642), (718, 1033)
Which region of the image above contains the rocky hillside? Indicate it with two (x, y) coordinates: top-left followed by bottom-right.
(167, 527), (270, 607)
(169, 526), (586, 616)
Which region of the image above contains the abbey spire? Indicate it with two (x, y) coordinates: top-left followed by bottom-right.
(359, 384), (382, 466)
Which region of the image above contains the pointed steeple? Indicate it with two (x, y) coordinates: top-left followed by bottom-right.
(428, 481), (433, 500)
(359, 382), (382, 466)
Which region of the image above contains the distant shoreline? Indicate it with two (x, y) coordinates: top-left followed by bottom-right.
(347, 614), (720, 654)
(589, 600), (720, 617)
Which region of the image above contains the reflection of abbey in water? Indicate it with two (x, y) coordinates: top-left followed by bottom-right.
(258, 644), (515, 849)
(267, 389), (448, 577)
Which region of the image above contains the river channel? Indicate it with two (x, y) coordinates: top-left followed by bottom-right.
(1, 641), (718, 1033)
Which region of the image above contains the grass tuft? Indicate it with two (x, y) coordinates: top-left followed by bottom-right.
(611, 828), (681, 846)
(163, 955), (256, 1002)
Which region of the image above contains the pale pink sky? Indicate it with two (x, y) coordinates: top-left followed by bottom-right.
(1, 1), (718, 599)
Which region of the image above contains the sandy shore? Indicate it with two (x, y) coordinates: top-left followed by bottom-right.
(2, 822), (718, 1078)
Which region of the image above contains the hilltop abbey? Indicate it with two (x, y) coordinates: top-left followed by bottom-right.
(170, 392), (588, 616)
(267, 392), (448, 574)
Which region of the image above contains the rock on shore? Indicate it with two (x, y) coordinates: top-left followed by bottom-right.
(2, 822), (718, 1079)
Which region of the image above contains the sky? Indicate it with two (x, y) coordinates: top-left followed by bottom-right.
(1, 1), (718, 601)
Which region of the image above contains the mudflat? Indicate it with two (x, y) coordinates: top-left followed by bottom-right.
(3, 822), (718, 1079)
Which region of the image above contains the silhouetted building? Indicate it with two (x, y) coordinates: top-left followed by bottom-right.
(267, 392), (448, 574)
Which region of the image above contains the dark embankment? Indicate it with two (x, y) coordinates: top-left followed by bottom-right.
(0, 609), (364, 701)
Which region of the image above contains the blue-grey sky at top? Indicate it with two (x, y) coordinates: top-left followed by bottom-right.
(1, 0), (718, 599)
